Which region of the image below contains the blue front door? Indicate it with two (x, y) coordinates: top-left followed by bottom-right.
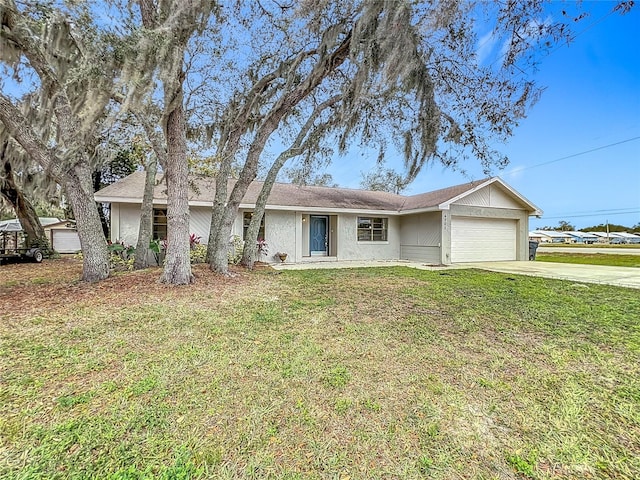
(310, 216), (328, 255)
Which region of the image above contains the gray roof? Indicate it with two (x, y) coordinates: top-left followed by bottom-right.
(95, 172), (540, 214)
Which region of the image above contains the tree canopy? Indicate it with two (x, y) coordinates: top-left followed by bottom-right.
(1, 0), (634, 281)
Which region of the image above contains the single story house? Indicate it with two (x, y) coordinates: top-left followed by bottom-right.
(94, 173), (542, 265)
(528, 231), (544, 243)
(0, 217), (81, 253)
(530, 230), (572, 244)
(609, 232), (640, 244)
(564, 231), (599, 244)
(589, 231), (616, 243)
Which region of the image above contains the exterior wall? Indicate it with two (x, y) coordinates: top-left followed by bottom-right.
(336, 213), (400, 261)
(291, 212), (400, 262)
(399, 212), (442, 264)
(448, 204), (529, 261)
(113, 203), (142, 245)
(261, 210), (297, 263)
(112, 203), (213, 245)
(191, 207), (213, 241)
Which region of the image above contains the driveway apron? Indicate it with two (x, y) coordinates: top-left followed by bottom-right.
(458, 261), (640, 289)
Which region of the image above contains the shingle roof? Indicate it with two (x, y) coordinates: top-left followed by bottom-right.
(94, 172), (537, 214)
(401, 179), (490, 211)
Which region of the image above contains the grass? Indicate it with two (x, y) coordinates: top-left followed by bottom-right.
(537, 252), (640, 267)
(1, 260), (639, 479)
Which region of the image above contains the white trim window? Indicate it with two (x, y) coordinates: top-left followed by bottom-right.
(243, 212), (265, 241)
(357, 217), (388, 241)
(153, 208), (167, 240)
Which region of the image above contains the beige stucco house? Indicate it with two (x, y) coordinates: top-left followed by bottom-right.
(94, 173), (542, 265)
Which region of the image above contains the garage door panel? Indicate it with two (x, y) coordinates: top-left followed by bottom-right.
(451, 217), (516, 262)
(52, 230), (82, 253)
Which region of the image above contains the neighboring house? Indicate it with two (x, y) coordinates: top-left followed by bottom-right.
(45, 219), (82, 253)
(609, 232), (640, 244)
(0, 217), (80, 253)
(94, 173), (542, 264)
(564, 231), (599, 244)
(589, 231), (615, 243)
(531, 230), (573, 243)
(528, 232), (544, 243)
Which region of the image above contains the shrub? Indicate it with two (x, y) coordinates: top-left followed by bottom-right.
(228, 235), (243, 265)
(107, 240), (135, 271)
(189, 233), (201, 250)
(190, 244), (207, 264)
(257, 238), (268, 258)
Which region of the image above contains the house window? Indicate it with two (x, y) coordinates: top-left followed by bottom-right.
(357, 217), (388, 241)
(153, 208), (167, 240)
(243, 212), (265, 240)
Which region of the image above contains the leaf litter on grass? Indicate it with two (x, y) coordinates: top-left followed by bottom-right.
(1, 259), (639, 479)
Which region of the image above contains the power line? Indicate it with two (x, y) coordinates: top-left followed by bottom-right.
(504, 135), (640, 175)
(538, 210), (640, 221)
(549, 207), (639, 216)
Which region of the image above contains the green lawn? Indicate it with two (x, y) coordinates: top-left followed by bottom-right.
(1, 261), (639, 479)
(537, 252), (640, 267)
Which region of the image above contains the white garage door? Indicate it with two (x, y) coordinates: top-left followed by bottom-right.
(52, 229), (82, 253)
(451, 217), (517, 262)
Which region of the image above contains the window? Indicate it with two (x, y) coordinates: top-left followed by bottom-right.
(153, 208), (167, 240)
(357, 217), (388, 242)
(243, 212), (265, 240)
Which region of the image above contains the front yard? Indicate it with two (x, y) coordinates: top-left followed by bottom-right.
(1, 259), (639, 479)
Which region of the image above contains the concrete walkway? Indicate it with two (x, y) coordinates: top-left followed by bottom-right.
(272, 259), (640, 289)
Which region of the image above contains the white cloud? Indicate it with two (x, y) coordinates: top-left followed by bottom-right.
(476, 30), (498, 65)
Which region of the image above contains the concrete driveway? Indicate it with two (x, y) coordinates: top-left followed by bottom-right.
(459, 261), (640, 289)
(274, 259), (640, 289)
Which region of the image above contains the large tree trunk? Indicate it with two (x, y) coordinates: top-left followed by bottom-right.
(207, 169), (231, 274)
(209, 114), (289, 274)
(0, 93), (109, 281)
(239, 96), (340, 268)
(240, 157), (287, 269)
(159, 101), (193, 285)
(0, 154), (51, 253)
(133, 157), (158, 269)
(64, 163), (110, 282)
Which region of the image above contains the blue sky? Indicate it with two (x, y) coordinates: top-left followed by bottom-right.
(328, 1), (640, 230)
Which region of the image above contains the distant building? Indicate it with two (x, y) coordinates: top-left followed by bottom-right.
(564, 231), (598, 244)
(530, 230), (572, 243)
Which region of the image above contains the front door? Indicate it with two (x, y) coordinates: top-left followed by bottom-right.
(310, 215), (328, 256)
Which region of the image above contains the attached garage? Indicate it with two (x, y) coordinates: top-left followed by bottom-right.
(400, 178), (541, 264)
(451, 216), (517, 262)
